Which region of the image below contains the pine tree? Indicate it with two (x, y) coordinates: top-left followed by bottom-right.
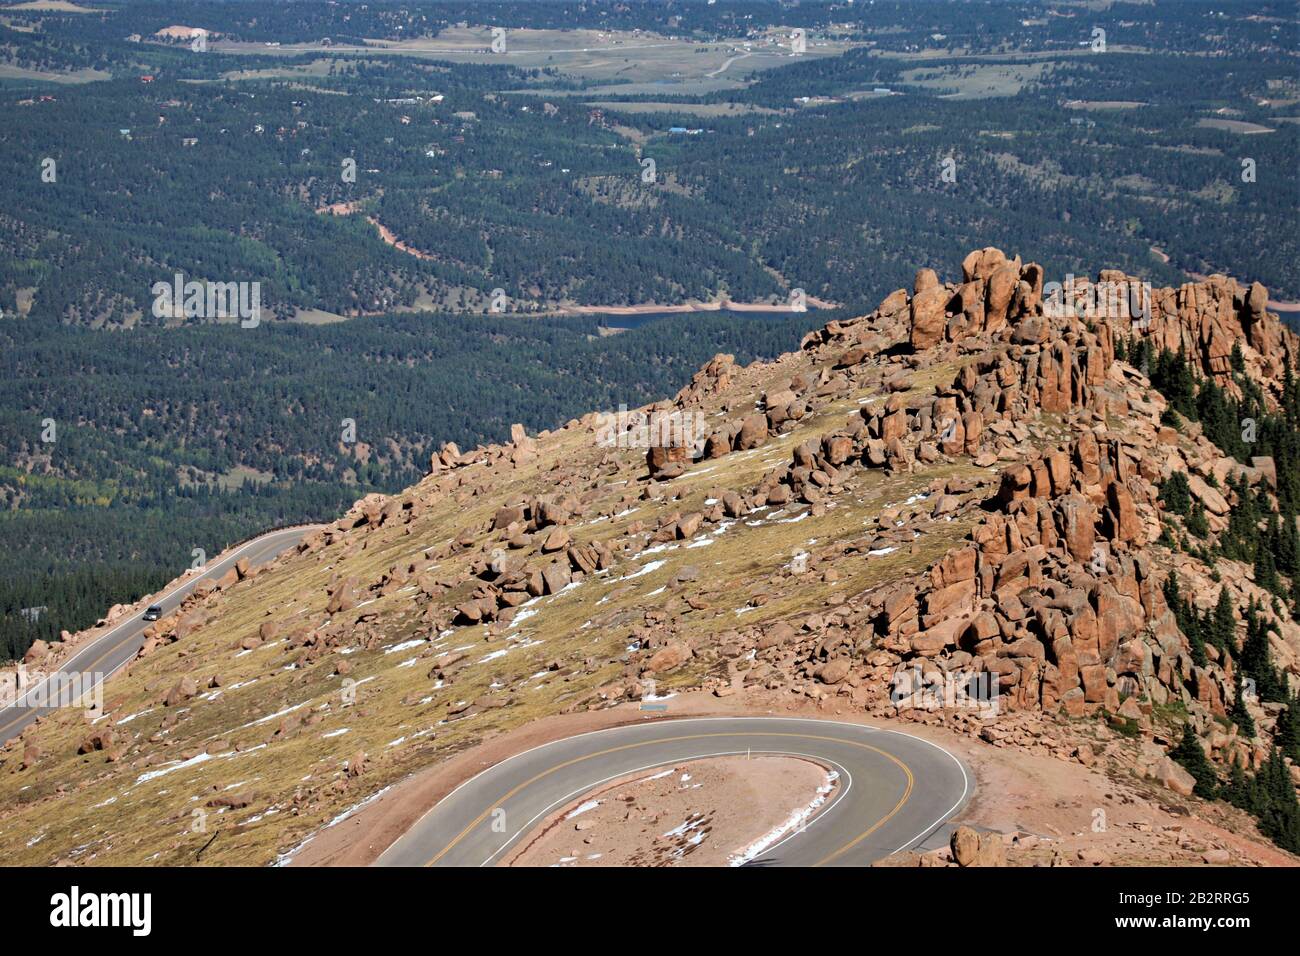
(1276, 692), (1300, 764)
(1221, 754), (1251, 810)
(1164, 571), (1207, 666)
(1221, 472), (1260, 563)
(1212, 587), (1236, 652)
(1254, 747), (1300, 854)
(1171, 725), (1218, 799)
(1256, 546), (1279, 594)
(1241, 598), (1283, 702)
(1276, 512), (1298, 578)
(1160, 471), (1192, 516)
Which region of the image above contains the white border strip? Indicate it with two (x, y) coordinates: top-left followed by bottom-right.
(379, 716), (972, 866)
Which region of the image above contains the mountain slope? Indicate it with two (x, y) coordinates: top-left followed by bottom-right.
(1, 247), (1297, 866)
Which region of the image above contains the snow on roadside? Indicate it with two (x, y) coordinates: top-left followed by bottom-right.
(272, 785), (393, 867)
(565, 799), (602, 819)
(727, 770), (838, 867)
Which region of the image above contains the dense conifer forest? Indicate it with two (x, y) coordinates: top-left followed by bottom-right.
(0, 0), (1296, 656)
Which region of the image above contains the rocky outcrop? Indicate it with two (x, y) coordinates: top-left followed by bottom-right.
(1088, 270), (1295, 396)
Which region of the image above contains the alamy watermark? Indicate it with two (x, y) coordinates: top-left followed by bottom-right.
(151, 273), (261, 327)
(1, 664), (104, 713)
(890, 663), (1001, 717)
(595, 404), (709, 454)
(49, 886), (151, 937)
(1043, 275), (1152, 328)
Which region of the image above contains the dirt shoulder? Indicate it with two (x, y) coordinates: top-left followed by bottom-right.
(504, 754), (833, 867)
(290, 690), (1297, 868)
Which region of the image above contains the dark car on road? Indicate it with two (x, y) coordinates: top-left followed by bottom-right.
(142, 604), (163, 621)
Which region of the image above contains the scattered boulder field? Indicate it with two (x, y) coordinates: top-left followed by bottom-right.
(1, 247), (1297, 867)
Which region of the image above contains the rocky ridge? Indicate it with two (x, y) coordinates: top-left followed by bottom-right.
(1, 247), (1296, 865)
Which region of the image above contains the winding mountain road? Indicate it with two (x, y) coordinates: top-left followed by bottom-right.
(378, 716), (970, 867)
(0, 525), (317, 745)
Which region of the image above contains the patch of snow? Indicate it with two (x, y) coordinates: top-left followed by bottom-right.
(236, 700), (308, 731)
(384, 638), (425, 654)
(510, 607), (538, 629)
(728, 771), (837, 866)
(134, 751), (214, 786)
(565, 799), (601, 819)
(638, 542), (677, 558)
(622, 559), (666, 581)
(274, 785), (396, 864)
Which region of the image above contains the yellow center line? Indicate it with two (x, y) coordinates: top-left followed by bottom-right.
(423, 731), (913, 866)
(0, 634), (128, 736)
(2, 529), (309, 739)
(0, 545), (274, 737)
(813, 747), (912, 867)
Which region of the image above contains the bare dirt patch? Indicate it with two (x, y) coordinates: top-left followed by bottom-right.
(5, 0), (100, 10)
(367, 217), (435, 261)
(1196, 117), (1275, 135)
(551, 297), (837, 317)
(504, 754), (834, 867)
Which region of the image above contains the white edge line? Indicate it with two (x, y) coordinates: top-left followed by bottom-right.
(873, 725), (972, 856)
(2, 526), (316, 714)
(379, 716), (971, 865)
(478, 750), (853, 867)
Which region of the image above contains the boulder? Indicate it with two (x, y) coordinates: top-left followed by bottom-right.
(646, 643), (692, 673)
(541, 560), (572, 595)
(910, 287), (949, 350)
(163, 676), (198, 707)
(1149, 756), (1196, 797)
(951, 825), (1006, 867)
(816, 658), (852, 685)
(735, 414), (769, 451)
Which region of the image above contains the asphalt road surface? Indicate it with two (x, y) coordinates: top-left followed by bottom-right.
(0, 525), (316, 745)
(379, 716), (970, 867)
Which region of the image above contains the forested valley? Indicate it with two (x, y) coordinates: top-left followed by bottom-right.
(0, 0), (1296, 657)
